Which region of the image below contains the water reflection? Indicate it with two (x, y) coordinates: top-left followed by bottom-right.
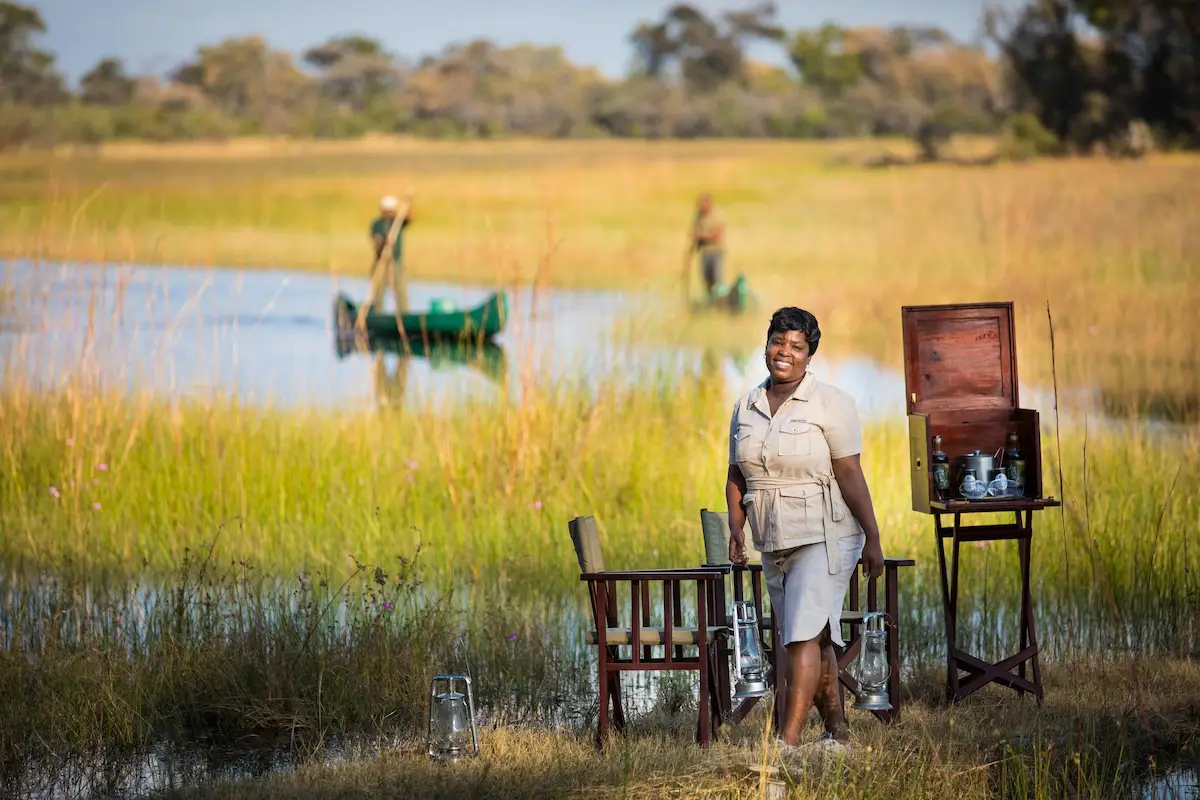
(333, 328), (510, 402)
(1141, 769), (1200, 799)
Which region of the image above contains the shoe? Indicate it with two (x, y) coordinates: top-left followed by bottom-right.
(812, 731), (850, 753)
(771, 739), (805, 774)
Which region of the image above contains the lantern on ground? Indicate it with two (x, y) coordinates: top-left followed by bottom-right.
(426, 674), (479, 760)
(852, 611), (892, 711)
(731, 601), (768, 699)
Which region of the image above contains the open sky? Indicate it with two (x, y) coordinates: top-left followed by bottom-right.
(34, 0), (1008, 83)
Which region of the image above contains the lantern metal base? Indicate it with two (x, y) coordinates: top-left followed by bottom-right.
(733, 674), (769, 699)
(852, 688), (893, 712)
(429, 746), (478, 762)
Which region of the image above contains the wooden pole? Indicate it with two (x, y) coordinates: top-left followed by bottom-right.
(682, 218), (696, 310)
(357, 193), (413, 335)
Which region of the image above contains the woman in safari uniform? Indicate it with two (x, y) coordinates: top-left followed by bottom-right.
(726, 306), (885, 749)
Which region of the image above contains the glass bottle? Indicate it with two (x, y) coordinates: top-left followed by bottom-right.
(931, 434), (950, 501)
(1004, 432), (1025, 495)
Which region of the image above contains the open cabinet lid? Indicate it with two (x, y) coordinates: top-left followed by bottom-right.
(901, 302), (1019, 415)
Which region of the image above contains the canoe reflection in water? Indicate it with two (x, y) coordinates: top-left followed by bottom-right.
(333, 329), (508, 407)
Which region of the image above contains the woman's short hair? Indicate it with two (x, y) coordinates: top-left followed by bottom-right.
(767, 307), (821, 356)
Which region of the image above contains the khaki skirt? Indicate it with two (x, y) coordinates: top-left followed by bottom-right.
(763, 533), (865, 648)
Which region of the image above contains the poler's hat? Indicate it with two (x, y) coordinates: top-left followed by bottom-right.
(380, 195), (399, 211)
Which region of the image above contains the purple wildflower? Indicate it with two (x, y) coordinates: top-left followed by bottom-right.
(532, 500), (542, 511)
(66, 438), (74, 447)
(97, 463), (108, 472)
(506, 633), (519, 642)
(49, 486), (60, 499)
(93, 502), (101, 510)
(405, 460), (419, 470)
(384, 602), (394, 611)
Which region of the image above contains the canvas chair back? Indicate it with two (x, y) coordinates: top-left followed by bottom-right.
(700, 508), (761, 565)
(569, 515), (604, 573)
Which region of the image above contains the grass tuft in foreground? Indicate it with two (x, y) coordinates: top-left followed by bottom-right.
(0, 549), (588, 792)
(155, 659), (1200, 799)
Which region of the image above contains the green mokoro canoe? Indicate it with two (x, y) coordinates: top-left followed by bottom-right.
(334, 291), (509, 339)
(692, 273), (755, 315)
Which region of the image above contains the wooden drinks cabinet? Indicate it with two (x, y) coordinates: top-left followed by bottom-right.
(900, 301), (1061, 704)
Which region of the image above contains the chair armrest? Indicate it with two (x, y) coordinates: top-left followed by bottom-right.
(695, 562), (765, 572)
(580, 570), (721, 582)
(855, 557), (917, 568)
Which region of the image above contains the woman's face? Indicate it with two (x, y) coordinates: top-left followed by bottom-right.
(765, 329), (810, 384)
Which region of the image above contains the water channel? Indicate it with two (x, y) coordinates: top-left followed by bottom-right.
(0, 258), (1111, 425)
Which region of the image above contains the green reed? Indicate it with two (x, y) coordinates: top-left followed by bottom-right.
(2, 368), (1197, 643)
(0, 546), (590, 785)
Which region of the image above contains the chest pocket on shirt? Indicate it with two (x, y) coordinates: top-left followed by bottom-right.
(778, 420), (814, 457)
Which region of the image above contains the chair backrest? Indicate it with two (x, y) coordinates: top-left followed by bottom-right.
(700, 508), (764, 565)
(569, 515), (605, 574)
(700, 509), (731, 566)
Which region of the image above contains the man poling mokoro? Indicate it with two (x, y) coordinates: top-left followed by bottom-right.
(682, 193), (752, 314)
(691, 192), (726, 300)
(357, 192), (414, 332)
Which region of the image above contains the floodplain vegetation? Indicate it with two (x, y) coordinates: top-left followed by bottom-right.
(1, 138), (1198, 798)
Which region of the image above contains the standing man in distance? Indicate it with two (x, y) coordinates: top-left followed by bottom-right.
(692, 193), (726, 299)
(365, 192), (413, 315)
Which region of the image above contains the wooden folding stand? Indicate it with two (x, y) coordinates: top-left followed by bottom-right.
(901, 302), (1061, 705)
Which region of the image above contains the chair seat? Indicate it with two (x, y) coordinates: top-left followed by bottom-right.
(586, 626), (727, 646)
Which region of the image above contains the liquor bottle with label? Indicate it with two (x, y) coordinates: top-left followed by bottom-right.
(1004, 432), (1026, 496)
(931, 433), (950, 501)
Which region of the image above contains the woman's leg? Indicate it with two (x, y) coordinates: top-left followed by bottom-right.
(813, 630), (850, 741)
(779, 633), (823, 746)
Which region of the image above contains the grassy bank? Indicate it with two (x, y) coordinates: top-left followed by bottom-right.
(70, 660), (1200, 799)
(2, 372), (1198, 645)
(0, 553), (590, 793)
(3, 543), (1198, 798)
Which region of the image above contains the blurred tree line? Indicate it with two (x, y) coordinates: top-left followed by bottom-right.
(0, 0), (1194, 154)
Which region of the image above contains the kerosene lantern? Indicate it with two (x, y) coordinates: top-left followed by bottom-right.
(426, 674), (479, 760)
(852, 611), (893, 711)
(731, 601), (768, 699)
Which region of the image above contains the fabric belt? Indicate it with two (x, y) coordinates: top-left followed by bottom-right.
(744, 474), (846, 574)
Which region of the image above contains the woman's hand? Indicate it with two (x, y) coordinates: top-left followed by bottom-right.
(729, 528), (749, 565)
(861, 538), (885, 579)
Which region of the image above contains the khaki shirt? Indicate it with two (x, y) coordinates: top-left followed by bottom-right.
(694, 208), (725, 254)
(728, 371), (864, 570)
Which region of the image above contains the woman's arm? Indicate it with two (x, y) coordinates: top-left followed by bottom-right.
(726, 464), (749, 564)
(832, 454), (885, 578)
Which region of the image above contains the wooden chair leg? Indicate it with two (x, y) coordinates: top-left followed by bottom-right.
(885, 564), (902, 724)
(708, 645), (726, 734)
(772, 614), (786, 733)
(596, 647), (609, 749)
(697, 639), (712, 746)
(609, 666), (626, 731)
